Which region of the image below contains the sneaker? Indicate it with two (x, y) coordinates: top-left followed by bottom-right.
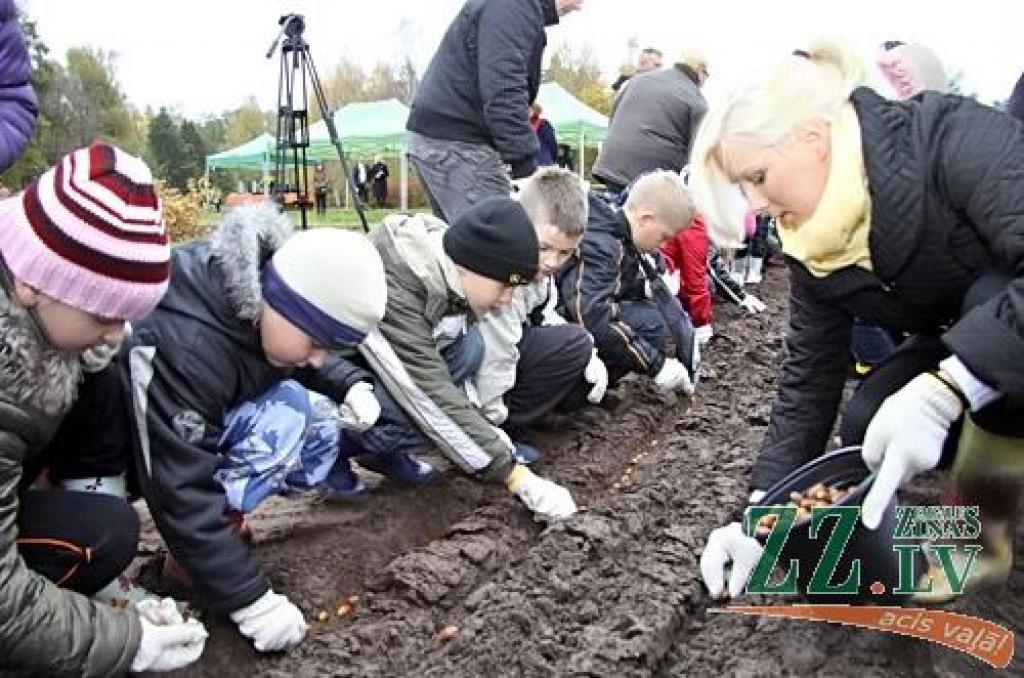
(513, 442), (541, 466)
(357, 452), (438, 486)
(320, 462), (371, 502)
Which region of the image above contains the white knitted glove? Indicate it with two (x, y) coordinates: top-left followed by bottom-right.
(507, 465), (577, 522)
(654, 358), (694, 395)
(339, 381), (381, 433)
(230, 590), (308, 652)
(861, 373), (963, 530)
(583, 349), (609, 403)
(130, 602), (208, 673)
(700, 522), (765, 599)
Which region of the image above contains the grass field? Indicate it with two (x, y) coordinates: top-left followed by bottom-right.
(198, 207), (428, 229)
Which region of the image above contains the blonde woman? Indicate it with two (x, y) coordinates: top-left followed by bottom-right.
(693, 42), (1024, 603)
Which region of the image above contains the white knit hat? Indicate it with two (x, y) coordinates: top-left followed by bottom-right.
(263, 229), (386, 347)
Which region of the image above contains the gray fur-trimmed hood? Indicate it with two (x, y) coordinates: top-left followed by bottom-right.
(209, 203), (294, 324)
(0, 283), (82, 418)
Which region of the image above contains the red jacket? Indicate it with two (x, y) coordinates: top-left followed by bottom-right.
(660, 213), (711, 327)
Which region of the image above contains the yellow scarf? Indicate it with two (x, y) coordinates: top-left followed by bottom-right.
(778, 103), (873, 277)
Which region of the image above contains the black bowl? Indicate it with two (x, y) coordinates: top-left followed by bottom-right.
(748, 446), (924, 604)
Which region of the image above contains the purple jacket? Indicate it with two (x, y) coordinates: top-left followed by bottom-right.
(0, 0), (37, 172)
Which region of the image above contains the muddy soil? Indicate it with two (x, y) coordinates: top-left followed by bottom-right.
(139, 266), (1016, 678)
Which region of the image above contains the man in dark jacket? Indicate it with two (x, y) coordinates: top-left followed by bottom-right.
(121, 204), (429, 654)
(558, 170), (697, 393)
(593, 51), (708, 193)
(405, 0), (583, 222)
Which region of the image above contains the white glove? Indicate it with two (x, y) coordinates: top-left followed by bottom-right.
(230, 590), (308, 653)
(861, 373), (963, 530)
(700, 522), (765, 599)
(339, 381), (381, 433)
(654, 358), (695, 395)
(130, 604), (208, 673)
(583, 349), (609, 404)
(135, 597), (185, 626)
(695, 325), (714, 346)
(507, 464), (577, 522)
(738, 294), (767, 314)
(661, 269), (681, 296)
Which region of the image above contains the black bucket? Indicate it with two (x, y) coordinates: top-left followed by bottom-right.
(747, 446), (925, 604)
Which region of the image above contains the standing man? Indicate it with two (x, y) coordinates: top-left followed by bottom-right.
(611, 47), (663, 93)
(594, 50), (709, 194)
(405, 0), (584, 223)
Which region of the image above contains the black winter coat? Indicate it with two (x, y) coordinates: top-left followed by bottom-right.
(406, 0), (558, 171)
(753, 87), (1024, 489)
(557, 193), (667, 377)
(121, 210), (369, 613)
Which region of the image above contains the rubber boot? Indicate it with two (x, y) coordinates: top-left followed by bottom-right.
(913, 415), (1023, 603)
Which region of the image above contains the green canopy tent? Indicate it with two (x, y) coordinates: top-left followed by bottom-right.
(204, 132), (276, 193)
(307, 98), (412, 209)
(535, 82), (609, 178)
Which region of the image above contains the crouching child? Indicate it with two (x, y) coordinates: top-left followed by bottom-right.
(558, 170), (699, 394)
(361, 197), (577, 521)
(121, 204), (424, 654)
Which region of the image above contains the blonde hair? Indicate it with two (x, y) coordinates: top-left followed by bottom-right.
(518, 166), (588, 237)
(677, 49), (709, 73)
(689, 39), (868, 246)
(624, 170), (695, 230)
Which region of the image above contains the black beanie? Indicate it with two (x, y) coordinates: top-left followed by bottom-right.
(443, 197), (539, 285)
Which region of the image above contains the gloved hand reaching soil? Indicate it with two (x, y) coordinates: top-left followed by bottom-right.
(339, 381), (381, 433)
(230, 589), (308, 652)
(506, 464), (577, 521)
(700, 522), (764, 599)
(584, 348), (609, 403)
(860, 372), (964, 530)
(654, 358), (695, 395)
(131, 599), (208, 672)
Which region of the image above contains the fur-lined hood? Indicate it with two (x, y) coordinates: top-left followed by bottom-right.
(209, 203), (294, 324)
(0, 283), (82, 418)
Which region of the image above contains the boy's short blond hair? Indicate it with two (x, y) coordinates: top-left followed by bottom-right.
(518, 166), (588, 237)
(623, 170), (696, 230)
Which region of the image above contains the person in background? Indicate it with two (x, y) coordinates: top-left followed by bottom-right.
(875, 40), (948, 100)
(594, 50), (709, 194)
(611, 47), (664, 93)
(313, 163), (328, 217)
(371, 155), (390, 209)
(405, 0), (584, 222)
(659, 214), (713, 344)
(556, 143), (575, 172)
(352, 160), (370, 205)
(530, 102), (559, 167)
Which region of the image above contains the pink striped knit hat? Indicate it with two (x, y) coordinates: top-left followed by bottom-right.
(0, 143), (170, 320)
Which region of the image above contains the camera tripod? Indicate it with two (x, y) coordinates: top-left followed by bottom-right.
(266, 14), (369, 232)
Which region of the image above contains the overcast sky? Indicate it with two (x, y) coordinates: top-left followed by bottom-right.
(21, 0), (1024, 120)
